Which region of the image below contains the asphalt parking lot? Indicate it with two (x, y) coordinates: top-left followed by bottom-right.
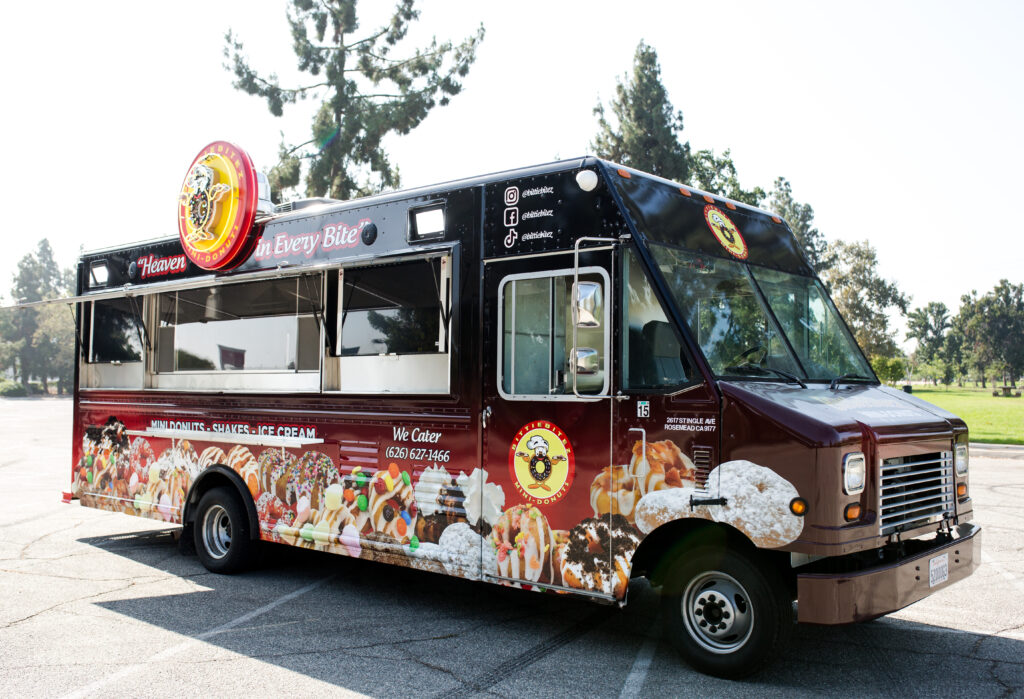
(1, 397), (1021, 697)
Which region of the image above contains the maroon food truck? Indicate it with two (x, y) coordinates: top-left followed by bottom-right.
(65, 142), (979, 677)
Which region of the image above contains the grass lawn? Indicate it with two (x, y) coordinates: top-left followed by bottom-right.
(911, 386), (1023, 445)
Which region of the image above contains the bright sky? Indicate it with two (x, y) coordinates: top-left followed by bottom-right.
(2, 1), (1021, 350)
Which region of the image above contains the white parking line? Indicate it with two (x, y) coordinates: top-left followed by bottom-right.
(62, 574), (336, 699)
(619, 633), (658, 699)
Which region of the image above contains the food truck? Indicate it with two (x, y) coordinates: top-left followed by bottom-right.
(66, 141), (980, 677)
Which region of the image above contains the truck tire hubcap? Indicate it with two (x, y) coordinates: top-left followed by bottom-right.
(201, 504), (232, 559)
(681, 571), (754, 653)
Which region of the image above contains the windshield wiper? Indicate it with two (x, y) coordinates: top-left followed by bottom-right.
(829, 373), (873, 391)
(761, 367), (807, 388)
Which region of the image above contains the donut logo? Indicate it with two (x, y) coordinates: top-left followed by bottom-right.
(509, 421), (575, 506)
(704, 205), (748, 259)
(177, 141), (259, 270)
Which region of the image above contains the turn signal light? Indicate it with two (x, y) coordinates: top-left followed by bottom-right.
(844, 503), (861, 521)
(957, 483), (967, 497)
(790, 498), (808, 516)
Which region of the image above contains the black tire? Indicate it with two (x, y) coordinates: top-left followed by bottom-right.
(193, 486), (256, 574)
(661, 546), (792, 679)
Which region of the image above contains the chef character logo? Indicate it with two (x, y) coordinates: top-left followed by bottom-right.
(509, 421), (575, 506)
(180, 157), (230, 243)
(703, 205), (748, 259)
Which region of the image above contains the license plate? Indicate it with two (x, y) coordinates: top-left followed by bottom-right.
(929, 553), (949, 587)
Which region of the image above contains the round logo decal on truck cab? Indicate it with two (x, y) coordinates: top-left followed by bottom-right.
(509, 421), (575, 506)
(178, 141), (259, 270)
(704, 205), (748, 259)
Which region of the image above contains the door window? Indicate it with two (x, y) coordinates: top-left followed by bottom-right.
(499, 268), (608, 399)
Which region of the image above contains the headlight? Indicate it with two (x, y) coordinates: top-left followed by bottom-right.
(843, 452), (866, 495)
(955, 443), (969, 476)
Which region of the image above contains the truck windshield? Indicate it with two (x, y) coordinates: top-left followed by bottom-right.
(648, 242), (873, 382)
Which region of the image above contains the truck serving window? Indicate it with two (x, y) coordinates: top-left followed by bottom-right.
(499, 268), (608, 399)
(156, 276), (321, 373)
(621, 249), (692, 390)
(338, 258), (444, 356)
(331, 255), (451, 394)
(90, 298), (144, 363)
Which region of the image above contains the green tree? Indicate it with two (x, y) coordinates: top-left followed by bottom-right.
(822, 240), (909, 360)
(767, 177), (833, 273)
(960, 280), (1024, 387)
(955, 291), (994, 387)
(6, 241), (70, 389)
(225, 0), (484, 201)
(906, 301), (950, 363)
(592, 41), (690, 182)
(688, 149), (765, 207)
(870, 355), (907, 385)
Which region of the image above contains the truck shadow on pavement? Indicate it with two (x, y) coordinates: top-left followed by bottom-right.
(77, 529), (1023, 697)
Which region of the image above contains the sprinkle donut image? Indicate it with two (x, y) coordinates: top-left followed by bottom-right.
(295, 451), (342, 510)
(308, 483), (354, 552)
(560, 515), (641, 598)
(258, 448), (295, 501)
(198, 446), (226, 470)
(368, 463), (417, 542)
(339, 466), (374, 535)
(226, 445), (260, 497)
(590, 464), (640, 523)
(490, 504), (554, 585)
(255, 491), (288, 540)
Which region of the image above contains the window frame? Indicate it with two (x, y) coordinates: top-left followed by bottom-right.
(497, 265), (611, 402)
(329, 251), (454, 395)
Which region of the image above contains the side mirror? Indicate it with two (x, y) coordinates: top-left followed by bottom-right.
(573, 281), (603, 328)
(575, 347), (600, 375)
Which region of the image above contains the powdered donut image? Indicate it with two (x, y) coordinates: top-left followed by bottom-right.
(629, 439), (697, 495)
(590, 464), (639, 522)
(705, 461), (803, 548)
(412, 464), (465, 543)
(490, 504), (554, 584)
(439, 522), (495, 580)
(560, 514), (641, 598)
(634, 460), (804, 549)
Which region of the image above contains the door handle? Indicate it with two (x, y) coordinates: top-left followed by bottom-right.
(482, 405), (493, 429)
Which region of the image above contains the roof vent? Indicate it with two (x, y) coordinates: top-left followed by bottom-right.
(274, 197), (339, 214)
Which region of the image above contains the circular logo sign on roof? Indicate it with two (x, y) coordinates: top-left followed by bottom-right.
(177, 141), (258, 270)
(704, 205), (748, 260)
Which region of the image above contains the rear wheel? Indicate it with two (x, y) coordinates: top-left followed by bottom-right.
(662, 546), (791, 678)
(193, 486), (256, 574)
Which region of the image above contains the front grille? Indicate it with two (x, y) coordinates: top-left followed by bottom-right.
(879, 451), (955, 535)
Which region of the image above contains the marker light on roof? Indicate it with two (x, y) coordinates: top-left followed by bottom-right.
(678, 187), (692, 197)
(575, 169), (599, 192)
(725, 202), (737, 210)
(703, 195), (714, 203)
(617, 168), (631, 178)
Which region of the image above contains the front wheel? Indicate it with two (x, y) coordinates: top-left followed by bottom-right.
(193, 486), (256, 574)
(662, 547), (791, 678)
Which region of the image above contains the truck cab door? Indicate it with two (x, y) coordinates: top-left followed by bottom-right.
(480, 247), (615, 596)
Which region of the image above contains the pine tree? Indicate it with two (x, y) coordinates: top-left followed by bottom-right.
(592, 41), (690, 182)
(767, 177), (833, 273)
(225, 0), (484, 201)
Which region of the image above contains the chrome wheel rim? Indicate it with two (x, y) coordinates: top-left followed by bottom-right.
(681, 570), (754, 654)
(201, 504), (232, 559)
